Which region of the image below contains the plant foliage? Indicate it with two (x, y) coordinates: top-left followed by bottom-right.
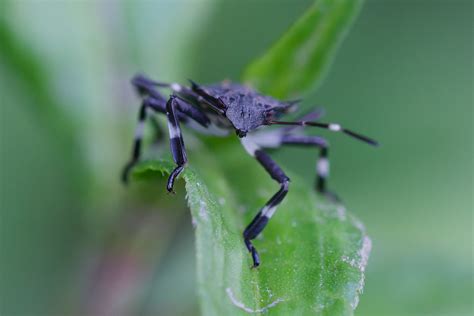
(134, 0), (369, 314)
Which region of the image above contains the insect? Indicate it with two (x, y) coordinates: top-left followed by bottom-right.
(122, 74), (378, 268)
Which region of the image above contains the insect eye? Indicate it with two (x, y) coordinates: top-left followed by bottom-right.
(264, 110), (274, 121)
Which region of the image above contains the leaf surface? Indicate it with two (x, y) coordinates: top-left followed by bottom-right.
(242, 0), (364, 99)
(133, 139), (371, 315)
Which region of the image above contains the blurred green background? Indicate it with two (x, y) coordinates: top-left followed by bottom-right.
(0, 0), (472, 315)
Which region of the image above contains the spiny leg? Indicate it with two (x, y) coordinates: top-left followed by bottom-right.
(165, 96), (188, 193)
(241, 137), (290, 267)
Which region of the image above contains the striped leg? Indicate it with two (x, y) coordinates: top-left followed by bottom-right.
(165, 96), (188, 193)
(279, 134), (332, 196)
(315, 147), (330, 194)
(248, 131), (337, 199)
(122, 97), (165, 184)
(123, 76), (210, 185)
(241, 138), (290, 267)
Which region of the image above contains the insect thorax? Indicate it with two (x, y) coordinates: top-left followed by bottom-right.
(204, 84), (284, 135)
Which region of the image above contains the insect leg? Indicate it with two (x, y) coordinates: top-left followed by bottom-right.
(131, 73), (200, 104)
(122, 94), (211, 186)
(122, 96), (167, 184)
(247, 130), (337, 199)
(132, 74), (211, 128)
(132, 74), (226, 118)
(279, 134), (336, 199)
(240, 137), (290, 267)
(165, 96), (188, 193)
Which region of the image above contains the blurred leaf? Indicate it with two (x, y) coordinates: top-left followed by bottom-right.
(242, 0), (363, 99)
(0, 28), (86, 316)
(132, 140), (371, 315)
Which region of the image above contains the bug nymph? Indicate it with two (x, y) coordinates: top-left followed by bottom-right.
(122, 74), (378, 268)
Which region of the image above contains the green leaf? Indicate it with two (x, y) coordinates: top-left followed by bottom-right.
(242, 0), (364, 99)
(132, 1), (370, 314)
(132, 140), (371, 315)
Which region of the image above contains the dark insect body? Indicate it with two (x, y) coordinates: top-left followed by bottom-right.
(122, 74), (378, 268)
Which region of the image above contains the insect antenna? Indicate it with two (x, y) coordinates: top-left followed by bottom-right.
(281, 108), (326, 133)
(270, 120), (378, 146)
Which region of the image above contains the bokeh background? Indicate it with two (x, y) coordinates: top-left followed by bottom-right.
(1, 0), (472, 315)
